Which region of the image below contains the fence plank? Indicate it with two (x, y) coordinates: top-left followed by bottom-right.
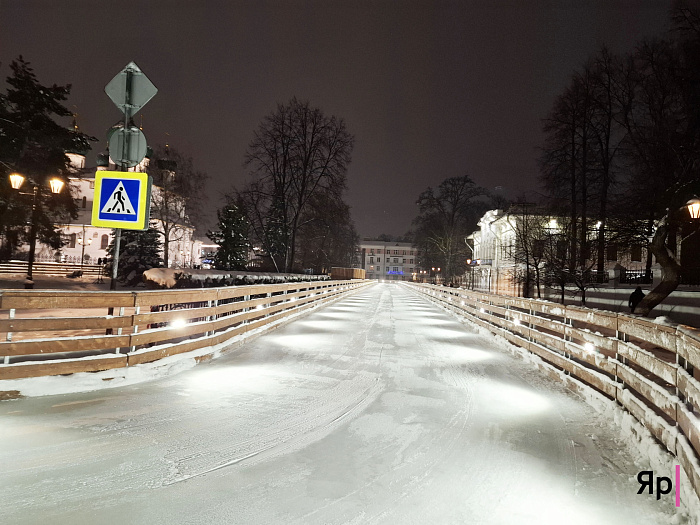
(0, 355), (128, 380)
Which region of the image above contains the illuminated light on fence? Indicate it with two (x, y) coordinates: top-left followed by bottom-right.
(584, 342), (595, 354)
(461, 301), (465, 306)
(513, 318), (521, 326)
(256, 305), (263, 310)
(480, 308), (485, 313)
(170, 318), (187, 329)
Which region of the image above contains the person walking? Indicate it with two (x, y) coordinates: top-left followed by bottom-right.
(628, 286), (645, 313)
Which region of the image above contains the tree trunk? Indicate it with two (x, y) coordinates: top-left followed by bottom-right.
(635, 215), (681, 316)
(163, 233), (170, 268)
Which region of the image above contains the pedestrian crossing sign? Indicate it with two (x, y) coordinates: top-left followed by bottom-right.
(91, 171), (152, 230)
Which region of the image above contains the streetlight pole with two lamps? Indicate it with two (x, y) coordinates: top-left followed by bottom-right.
(9, 172), (65, 288)
(77, 225), (93, 269)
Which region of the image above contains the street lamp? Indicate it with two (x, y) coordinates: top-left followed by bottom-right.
(9, 172), (24, 190)
(687, 197), (700, 220)
(8, 172), (65, 289)
(77, 231), (92, 269)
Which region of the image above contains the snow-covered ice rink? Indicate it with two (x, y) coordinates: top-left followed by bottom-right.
(0, 283), (693, 524)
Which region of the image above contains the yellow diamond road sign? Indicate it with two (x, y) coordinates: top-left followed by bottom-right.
(91, 171), (152, 230)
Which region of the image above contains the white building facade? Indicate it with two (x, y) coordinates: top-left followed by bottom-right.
(467, 208), (655, 296)
(35, 151), (204, 268)
(357, 240), (418, 281)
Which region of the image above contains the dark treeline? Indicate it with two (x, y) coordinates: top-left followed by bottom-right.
(537, 7), (700, 313)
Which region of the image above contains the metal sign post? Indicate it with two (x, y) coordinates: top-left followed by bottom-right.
(102, 62), (157, 290)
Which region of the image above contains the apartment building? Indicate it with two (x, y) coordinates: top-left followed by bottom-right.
(358, 240), (418, 281)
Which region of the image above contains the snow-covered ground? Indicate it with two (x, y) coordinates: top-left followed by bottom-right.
(0, 283), (695, 524)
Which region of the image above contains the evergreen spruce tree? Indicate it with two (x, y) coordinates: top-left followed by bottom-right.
(106, 225), (163, 286)
(0, 56), (95, 257)
(207, 204), (250, 270)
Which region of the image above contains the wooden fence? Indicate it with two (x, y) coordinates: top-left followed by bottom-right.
(0, 279), (371, 381)
(330, 267), (366, 280)
(408, 282), (700, 501)
(0, 260), (105, 277)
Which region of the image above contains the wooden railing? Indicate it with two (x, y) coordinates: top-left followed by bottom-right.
(0, 280), (372, 380)
(0, 260), (105, 277)
(408, 282), (700, 500)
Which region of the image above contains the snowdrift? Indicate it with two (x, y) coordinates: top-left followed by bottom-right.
(142, 268), (331, 289)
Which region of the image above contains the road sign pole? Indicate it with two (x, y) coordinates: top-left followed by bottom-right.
(110, 68), (133, 291)
(103, 62), (156, 291)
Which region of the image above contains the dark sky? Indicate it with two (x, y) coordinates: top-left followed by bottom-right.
(0, 0), (676, 238)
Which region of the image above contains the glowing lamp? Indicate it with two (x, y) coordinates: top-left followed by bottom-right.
(9, 173), (25, 190)
(49, 178), (64, 194)
(687, 197), (700, 220)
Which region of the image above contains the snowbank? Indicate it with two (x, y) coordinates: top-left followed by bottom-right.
(142, 268), (331, 289)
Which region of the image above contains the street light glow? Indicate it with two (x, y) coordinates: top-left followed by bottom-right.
(9, 172), (24, 190)
(49, 178), (64, 194)
(170, 318), (187, 329)
(687, 197), (700, 219)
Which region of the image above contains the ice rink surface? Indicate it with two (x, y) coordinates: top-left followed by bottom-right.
(0, 283), (690, 524)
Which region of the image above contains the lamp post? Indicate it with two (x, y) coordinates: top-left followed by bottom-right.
(77, 226), (92, 269)
(9, 172), (65, 289)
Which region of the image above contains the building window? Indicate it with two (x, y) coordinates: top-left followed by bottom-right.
(101, 234), (109, 250)
(82, 196), (87, 208)
(377, 257), (380, 262)
(631, 245), (642, 262)
(68, 233), (76, 248)
(606, 244), (618, 261)
(403, 258), (406, 263)
(369, 256), (374, 263)
(393, 266), (398, 272)
(89, 181), (95, 189)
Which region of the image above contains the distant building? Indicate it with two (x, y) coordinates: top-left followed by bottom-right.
(357, 240), (418, 281)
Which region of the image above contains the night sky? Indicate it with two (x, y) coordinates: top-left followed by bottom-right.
(0, 1), (676, 238)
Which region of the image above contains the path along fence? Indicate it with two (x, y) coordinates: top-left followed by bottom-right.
(0, 280), (371, 381)
(408, 282), (700, 501)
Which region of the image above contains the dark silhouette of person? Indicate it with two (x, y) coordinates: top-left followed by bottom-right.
(629, 286), (645, 313)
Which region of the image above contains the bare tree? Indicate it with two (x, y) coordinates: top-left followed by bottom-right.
(413, 175), (489, 281)
(616, 35), (700, 315)
(506, 203), (548, 298)
(243, 98), (354, 272)
(147, 146), (207, 267)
